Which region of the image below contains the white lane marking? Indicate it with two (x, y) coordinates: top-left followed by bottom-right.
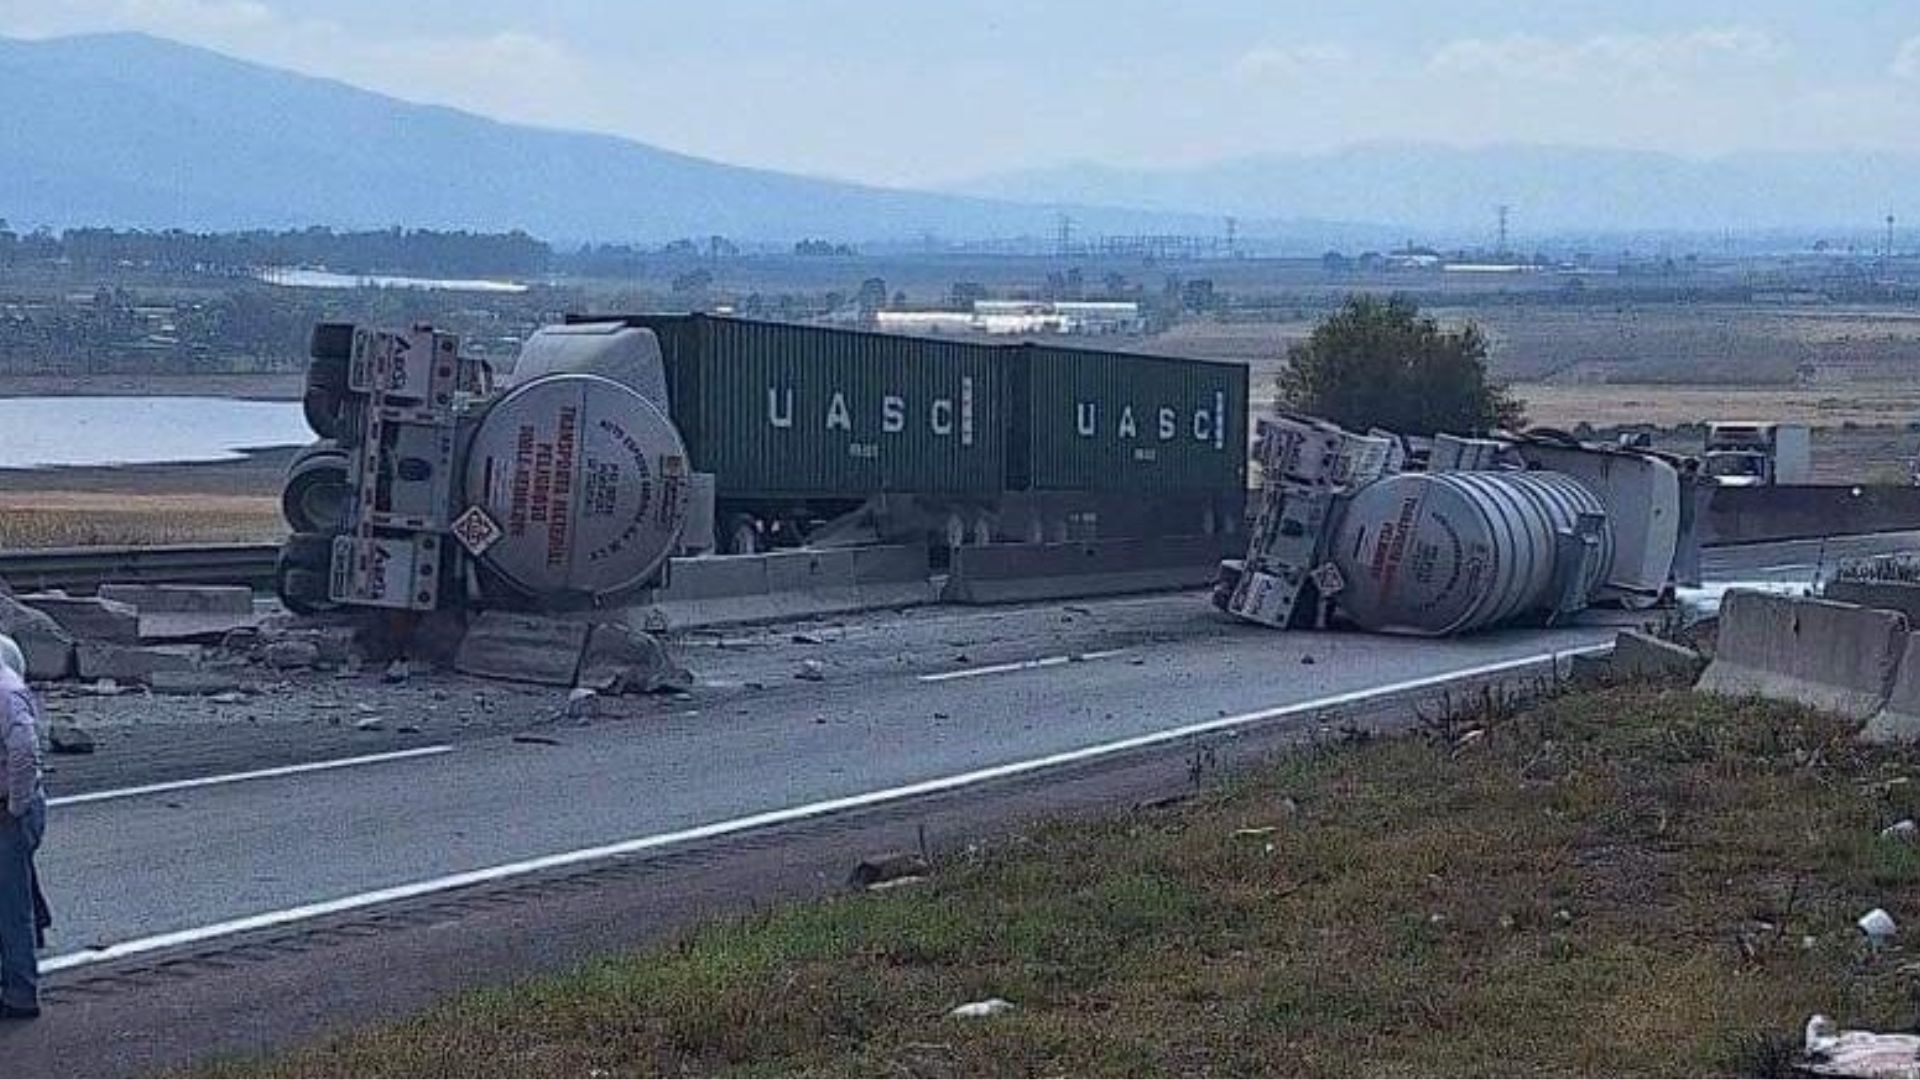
(918, 648), (1128, 683)
(48, 746), (456, 808)
(41, 643), (1603, 974)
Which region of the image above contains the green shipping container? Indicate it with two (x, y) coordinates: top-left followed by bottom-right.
(1015, 344), (1248, 494)
(633, 315), (1006, 500)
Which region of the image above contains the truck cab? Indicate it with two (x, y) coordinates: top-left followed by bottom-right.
(1702, 421), (1811, 486)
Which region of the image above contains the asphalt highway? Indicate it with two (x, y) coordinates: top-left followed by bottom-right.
(3, 531), (1917, 1075)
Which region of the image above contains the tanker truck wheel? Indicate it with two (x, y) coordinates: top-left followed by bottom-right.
(304, 323), (354, 438)
(281, 444), (352, 533)
(275, 532), (336, 615)
(721, 514), (761, 556)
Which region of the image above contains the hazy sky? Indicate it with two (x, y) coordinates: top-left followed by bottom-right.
(4, 0), (1920, 187)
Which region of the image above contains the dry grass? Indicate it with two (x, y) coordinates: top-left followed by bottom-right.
(226, 683), (1920, 1077)
(0, 492), (284, 548)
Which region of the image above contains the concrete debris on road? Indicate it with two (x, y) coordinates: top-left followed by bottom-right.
(19, 593), (140, 644)
(78, 642), (202, 684)
(565, 687), (600, 719)
(0, 595), (75, 680)
(454, 612), (592, 687)
(47, 721), (96, 755)
(147, 669), (243, 696)
(261, 639), (323, 670)
(1801, 1015), (1920, 1078)
(948, 998), (1016, 1019)
(577, 623), (691, 694)
(795, 659), (826, 681)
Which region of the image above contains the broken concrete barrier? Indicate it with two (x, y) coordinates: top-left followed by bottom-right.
(1865, 633), (1920, 745)
(942, 536), (1231, 605)
(455, 611), (591, 686)
(1611, 630), (1703, 680)
(147, 669), (244, 696)
(578, 623), (692, 694)
(97, 583), (253, 615)
(1824, 579), (1920, 625)
(0, 596), (75, 680)
(1695, 590), (1908, 721)
(76, 642), (203, 684)
(638, 545), (934, 629)
(20, 594), (140, 644)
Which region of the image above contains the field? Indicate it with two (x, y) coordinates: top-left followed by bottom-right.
(1140, 305), (1920, 482)
(227, 681), (1920, 1077)
(0, 490), (284, 548)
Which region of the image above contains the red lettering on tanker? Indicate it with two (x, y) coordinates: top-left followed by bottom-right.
(1370, 495), (1419, 593)
(507, 426), (535, 537)
(545, 406), (578, 568)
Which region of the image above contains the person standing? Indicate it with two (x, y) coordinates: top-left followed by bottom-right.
(0, 634), (46, 1020)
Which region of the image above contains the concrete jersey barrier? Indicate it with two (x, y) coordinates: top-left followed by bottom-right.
(1701, 485), (1920, 547)
(942, 535), (1232, 605)
(639, 545), (934, 629)
(1865, 633), (1920, 745)
(1695, 589), (1908, 721)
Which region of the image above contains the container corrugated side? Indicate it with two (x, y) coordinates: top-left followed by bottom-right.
(644, 315), (1006, 499)
(1021, 343), (1247, 494)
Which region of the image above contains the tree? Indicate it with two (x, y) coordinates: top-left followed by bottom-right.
(1278, 295), (1524, 436)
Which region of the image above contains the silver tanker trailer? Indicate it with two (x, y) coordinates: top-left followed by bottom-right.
(276, 321), (703, 616)
(1218, 413), (1703, 635)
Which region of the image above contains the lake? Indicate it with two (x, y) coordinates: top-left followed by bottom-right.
(0, 397), (311, 468)
(260, 267), (529, 293)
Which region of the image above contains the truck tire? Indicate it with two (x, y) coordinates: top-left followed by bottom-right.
(309, 322), (355, 370)
(276, 532), (336, 614)
(282, 446), (352, 533)
(302, 386), (342, 440)
(722, 514), (761, 556)
(275, 568), (333, 615)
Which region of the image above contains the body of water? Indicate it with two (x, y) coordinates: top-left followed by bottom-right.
(260, 267), (529, 293)
(0, 396), (311, 468)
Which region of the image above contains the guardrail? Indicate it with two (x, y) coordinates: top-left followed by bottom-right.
(0, 543), (280, 594)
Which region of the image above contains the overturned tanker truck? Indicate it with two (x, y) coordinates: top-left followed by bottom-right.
(277, 320), (700, 615)
(276, 314), (1248, 617)
(1216, 413), (1705, 635)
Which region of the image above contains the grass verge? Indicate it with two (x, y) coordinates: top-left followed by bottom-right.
(228, 683), (1920, 1077)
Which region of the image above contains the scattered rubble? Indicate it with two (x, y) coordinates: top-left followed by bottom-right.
(20, 594), (139, 644)
(148, 669), (242, 696)
(77, 642), (201, 684)
(382, 659), (412, 684)
(0, 596), (75, 680)
(262, 639), (322, 670)
(578, 623), (691, 694)
(47, 722), (96, 755)
(565, 687), (600, 719)
(796, 659), (826, 682)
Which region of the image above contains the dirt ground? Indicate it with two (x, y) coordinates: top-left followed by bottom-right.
(0, 372), (303, 400)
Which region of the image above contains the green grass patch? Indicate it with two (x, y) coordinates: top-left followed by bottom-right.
(228, 685), (1920, 1077)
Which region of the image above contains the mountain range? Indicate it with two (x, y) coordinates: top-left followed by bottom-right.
(2, 32), (1911, 246)
(0, 32), (1269, 245)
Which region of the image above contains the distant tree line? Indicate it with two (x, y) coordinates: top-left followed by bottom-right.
(0, 223), (552, 278)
